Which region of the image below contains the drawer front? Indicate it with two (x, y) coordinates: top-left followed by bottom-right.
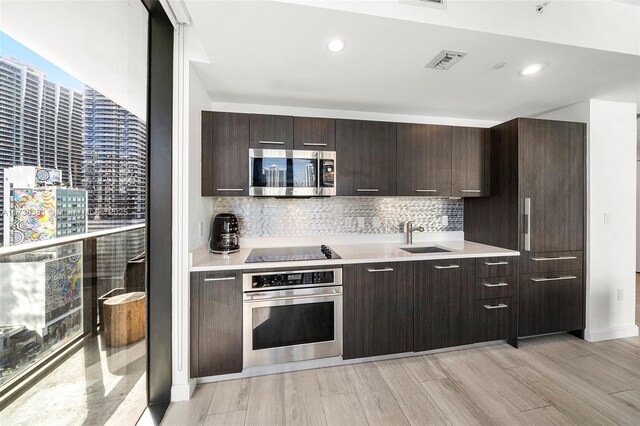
(519, 271), (584, 337)
(475, 277), (513, 300)
(473, 297), (513, 343)
(520, 251), (583, 274)
(476, 257), (515, 278)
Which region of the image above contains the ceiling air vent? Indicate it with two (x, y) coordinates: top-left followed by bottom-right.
(425, 50), (467, 70)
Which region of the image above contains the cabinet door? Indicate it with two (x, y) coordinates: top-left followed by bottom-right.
(343, 262), (413, 359)
(519, 119), (585, 252)
(397, 124), (452, 196)
(249, 114), (294, 149)
(519, 271), (584, 337)
(294, 117), (335, 151)
(201, 112), (249, 196)
(336, 119), (397, 196)
(452, 127), (490, 197)
(190, 271), (243, 377)
(414, 259), (474, 351)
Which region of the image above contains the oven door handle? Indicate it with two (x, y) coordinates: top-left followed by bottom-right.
(244, 289), (341, 302)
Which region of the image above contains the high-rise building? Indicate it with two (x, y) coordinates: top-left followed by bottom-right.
(83, 87), (146, 230)
(0, 56), (84, 243)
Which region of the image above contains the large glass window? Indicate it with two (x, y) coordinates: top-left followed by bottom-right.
(0, 1), (149, 423)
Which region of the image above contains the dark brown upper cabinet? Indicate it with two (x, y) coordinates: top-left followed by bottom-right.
(336, 119), (397, 196)
(201, 111), (249, 196)
(397, 124), (452, 196)
(451, 127), (490, 197)
(293, 117), (335, 151)
(249, 114), (294, 149)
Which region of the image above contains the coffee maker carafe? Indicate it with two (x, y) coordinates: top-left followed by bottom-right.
(209, 213), (240, 254)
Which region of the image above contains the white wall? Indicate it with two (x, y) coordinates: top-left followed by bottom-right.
(539, 99), (638, 341)
(637, 116), (640, 273)
(188, 67), (214, 251)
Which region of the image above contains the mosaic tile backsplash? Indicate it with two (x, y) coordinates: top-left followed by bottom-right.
(211, 197), (463, 237)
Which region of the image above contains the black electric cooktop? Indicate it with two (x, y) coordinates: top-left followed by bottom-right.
(245, 245), (340, 263)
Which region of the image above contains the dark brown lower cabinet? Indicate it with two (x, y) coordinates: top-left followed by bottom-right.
(473, 298), (514, 343)
(190, 271), (243, 377)
(414, 259), (475, 351)
(519, 271), (584, 337)
(343, 262), (414, 359)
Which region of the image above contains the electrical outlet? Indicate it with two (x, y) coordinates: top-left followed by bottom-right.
(372, 216), (382, 228)
(345, 217), (353, 228)
(357, 217), (365, 229)
(441, 215), (448, 227)
(199, 222), (203, 237)
(618, 289), (624, 301)
(604, 212), (611, 225)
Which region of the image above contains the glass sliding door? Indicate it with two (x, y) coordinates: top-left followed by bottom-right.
(0, 1), (150, 424)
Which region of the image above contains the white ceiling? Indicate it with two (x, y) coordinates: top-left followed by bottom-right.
(186, 0), (640, 121)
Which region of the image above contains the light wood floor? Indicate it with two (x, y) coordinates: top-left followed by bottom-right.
(163, 333), (640, 426)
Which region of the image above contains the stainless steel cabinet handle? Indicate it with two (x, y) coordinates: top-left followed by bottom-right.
(259, 140), (285, 145)
(357, 188), (379, 192)
(531, 256), (578, 262)
(523, 198), (531, 251)
(367, 268), (394, 273)
(303, 143), (328, 146)
(460, 189), (481, 193)
(204, 277), (236, 282)
(530, 276), (578, 282)
(483, 261), (509, 266)
(484, 304), (508, 310)
(415, 189), (437, 193)
(483, 282), (509, 287)
(217, 188), (244, 192)
(434, 265), (460, 270)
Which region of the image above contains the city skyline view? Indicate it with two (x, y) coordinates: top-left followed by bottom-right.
(0, 31), (146, 246)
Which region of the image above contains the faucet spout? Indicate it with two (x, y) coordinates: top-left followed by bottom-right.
(404, 221), (425, 245)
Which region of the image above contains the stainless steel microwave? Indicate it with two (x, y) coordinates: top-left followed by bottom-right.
(249, 149), (336, 196)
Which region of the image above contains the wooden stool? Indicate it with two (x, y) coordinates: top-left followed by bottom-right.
(103, 292), (145, 347)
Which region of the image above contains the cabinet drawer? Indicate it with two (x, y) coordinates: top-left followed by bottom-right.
(520, 251), (583, 274)
(519, 271), (584, 337)
(473, 297), (513, 343)
(475, 278), (513, 300)
(476, 257), (515, 278)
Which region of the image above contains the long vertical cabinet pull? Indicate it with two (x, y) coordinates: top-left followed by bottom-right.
(523, 198), (531, 251)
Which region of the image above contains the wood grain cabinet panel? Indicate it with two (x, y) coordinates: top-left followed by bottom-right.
(414, 258), (475, 351)
(190, 271), (243, 378)
(473, 297), (513, 343)
(201, 111), (249, 196)
(397, 124), (452, 196)
(250, 114), (294, 149)
(518, 270), (584, 337)
(343, 262), (413, 359)
(293, 117), (335, 150)
(336, 119), (397, 196)
(451, 126), (490, 197)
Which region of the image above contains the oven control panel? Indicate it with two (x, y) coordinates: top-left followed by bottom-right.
(245, 268), (342, 291)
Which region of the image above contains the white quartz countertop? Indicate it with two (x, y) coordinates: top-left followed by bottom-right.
(190, 240), (520, 272)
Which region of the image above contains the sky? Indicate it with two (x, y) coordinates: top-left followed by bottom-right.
(0, 31), (85, 91)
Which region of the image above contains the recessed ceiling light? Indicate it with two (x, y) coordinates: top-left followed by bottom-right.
(493, 62), (507, 70)
(520, 64), (543, 75)
(327, 39), (346, 53)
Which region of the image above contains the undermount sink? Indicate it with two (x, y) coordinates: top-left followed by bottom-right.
(400, 246), (451, 254)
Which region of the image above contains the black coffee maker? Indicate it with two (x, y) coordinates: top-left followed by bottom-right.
(209, 213), (240, 254)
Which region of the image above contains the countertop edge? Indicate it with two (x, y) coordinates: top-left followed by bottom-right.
(189, 247), (521, 272)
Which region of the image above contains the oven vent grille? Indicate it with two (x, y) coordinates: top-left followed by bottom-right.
(425, 50), (467, 70)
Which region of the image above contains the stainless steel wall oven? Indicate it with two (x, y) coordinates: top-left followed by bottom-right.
(242, 268), (342, 368)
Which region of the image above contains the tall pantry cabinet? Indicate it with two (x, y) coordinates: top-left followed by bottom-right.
(465, 118), (586, 338)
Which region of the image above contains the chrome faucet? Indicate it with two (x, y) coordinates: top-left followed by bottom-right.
(404, 221), (425, 245)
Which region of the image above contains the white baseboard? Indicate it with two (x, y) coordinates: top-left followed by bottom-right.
(170, 378), (197, 401)
(585, 324), (639, 342)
